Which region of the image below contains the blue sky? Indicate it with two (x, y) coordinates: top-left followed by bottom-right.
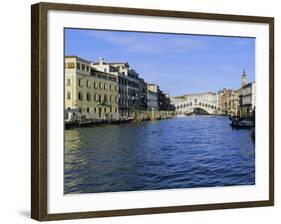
(65, 28), (255, 96)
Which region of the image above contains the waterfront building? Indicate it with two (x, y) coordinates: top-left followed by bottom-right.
(64, 56), (119, 120)
(147, 84), (159, 111)
(92, 58), (141, 117)
(147, 84), (174, 111)
(138, 78), (148, 111)
(238, 82), (253, 117)
(158, 91), (174, 111)
(228, 90), (239, 115)
(217, 89), (238, 115)
(252, 81), (256, 111)
(158, 89), (167, 111)
(147, 90), (158, 111)
(91, 58), (130, 117)
(112, 63), (140, 116)
(164, 93), (175, 111)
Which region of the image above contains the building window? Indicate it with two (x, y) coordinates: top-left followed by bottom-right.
(78, 78), (82, 87)
(87, 92), (91, 101)
(86, 65), (89, 71)
(110, 95), (112, 102)
(86, 80), (90, 88)
(104, 108), (106, 113)
(98, 95), (101, 102)
(94, 94), (97, 102)
(99, 82), (102, 89)
(104, 95), (108, 103)
(94, 108), (96, 113)
(66, 79), (71, 86)
(115, 108), (117, 113)
(76, 63), (80, 69)
(87, 107), (90, 113)
(104, 83), (107, 90)
(110, 108), (112, 113)
(94, 82), (97, 89)
(67, 92), (71, 100)
(67, 62), (75, 69)
(81, 64), (85, 70)
(78, 92), (83, 100)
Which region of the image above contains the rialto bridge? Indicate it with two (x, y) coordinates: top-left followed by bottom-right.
(174, 98), (218, 115)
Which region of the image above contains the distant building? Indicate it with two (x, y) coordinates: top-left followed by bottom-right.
(228, 90), (239, 115)
(170, 96), (186, 105)
(147, 91), (158, 112)
(217, 89), (238, 115)
(64, 56), (119, 120)
(147, 84), (159, 112)
(148, 84), (174, 111)
(138, 78), (148, 111)
(183, 92), (218, 106)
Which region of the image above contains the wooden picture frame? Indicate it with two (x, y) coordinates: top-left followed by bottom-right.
(31, 2), (274, 221)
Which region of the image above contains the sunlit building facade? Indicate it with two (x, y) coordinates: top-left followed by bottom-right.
(64, 56), (119, 120)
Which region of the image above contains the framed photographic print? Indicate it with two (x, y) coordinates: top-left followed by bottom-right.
(31, 2), (274, 221)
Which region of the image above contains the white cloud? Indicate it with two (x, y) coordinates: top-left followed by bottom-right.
(88, 31), (203, 54)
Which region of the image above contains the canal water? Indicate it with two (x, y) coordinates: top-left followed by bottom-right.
(64, 116), (255, 194)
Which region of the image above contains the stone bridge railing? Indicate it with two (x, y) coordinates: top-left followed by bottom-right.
(174, 100), (218, 115)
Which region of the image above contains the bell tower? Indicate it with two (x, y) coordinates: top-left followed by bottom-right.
(241, 70), (248, 87)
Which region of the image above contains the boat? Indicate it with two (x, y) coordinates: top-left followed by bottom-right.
(229, 114), (254, 129)
(230, 119), (254, 129)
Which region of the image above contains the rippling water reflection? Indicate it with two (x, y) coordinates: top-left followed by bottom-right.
(64, 116), (255, 194)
